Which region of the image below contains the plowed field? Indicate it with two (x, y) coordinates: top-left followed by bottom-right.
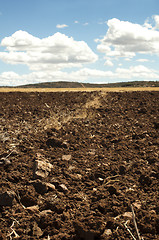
(0, 91), (158, 240)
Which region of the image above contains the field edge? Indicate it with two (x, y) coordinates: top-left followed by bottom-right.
(0, 87), (159, 92)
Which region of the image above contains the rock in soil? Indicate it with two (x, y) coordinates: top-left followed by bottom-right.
(33, 159), (53, 179)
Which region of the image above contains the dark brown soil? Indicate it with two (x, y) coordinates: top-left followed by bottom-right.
(0, 91), (158, 240)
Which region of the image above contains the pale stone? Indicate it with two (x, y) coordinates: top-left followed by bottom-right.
(103, 229), (112, 236)
(123, 212), (133, 219)
(62, 155), (72, 161)
(26, 205), (39, 213)
(46, 183), (56, 191)
(98, 177), (104, 182)
(59, 184), (68, 192)
(133, 202), (142, 209)
(33, 160), (53, 179)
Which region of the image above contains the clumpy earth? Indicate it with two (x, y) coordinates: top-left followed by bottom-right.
(0, 91), (158, 240)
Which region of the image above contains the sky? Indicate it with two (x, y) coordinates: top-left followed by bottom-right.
(0, 0), (159, 86)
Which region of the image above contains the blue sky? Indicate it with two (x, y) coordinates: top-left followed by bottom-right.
(0, 0), (159, 86)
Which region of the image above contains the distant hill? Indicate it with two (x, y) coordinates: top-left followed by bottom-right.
(1, 80), (159, 88)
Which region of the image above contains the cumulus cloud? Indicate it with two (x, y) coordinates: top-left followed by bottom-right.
(0, 30), (98, 71)
(115, 65), (159, 79)
(75, 65), (159, 81)
(1, 65), (159, 86)
(56, 24), (68, 29)
(1, 18), (159, 86)
(143, 22), (153, 29)
(0, 68), (112, 86)
(143, 18), (153, 29)
(97, 17), (159, 61)
(153, 15), (159, 29)
(144, 15), (159, 29)
(74, 68), (114, 78)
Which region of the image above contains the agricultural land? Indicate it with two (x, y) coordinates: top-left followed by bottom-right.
(0, 90), (159, 239)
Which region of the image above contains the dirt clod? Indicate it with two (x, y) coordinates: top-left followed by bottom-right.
(0, 191), (15, 206)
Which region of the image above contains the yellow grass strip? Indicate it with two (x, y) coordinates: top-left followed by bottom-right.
(0, 87), (159, 92)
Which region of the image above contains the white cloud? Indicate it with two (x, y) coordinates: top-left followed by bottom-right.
(153, 15), (159, 29)
(1, 17), (159, 87)
(125, 58), (132, 61)
(0, 71), (24, 86)
(0, 68), (113, 86)
(97, 17), (159, 60)
(0, 30), (98, 71)
(143, 18), (153, 29)
(0, 71), (20, 80)
(144, 22), (153, 29)
(104, 59), (114, 66)
(56, 24), (68, 29)
(144, 15), (159, 30)
(83, 22), (89, 26)
(115, 65), (159, 79)
(0, 65), (159, 86)
(137, 58), (149, 62)
(74, 68), (114, 78)
(74, 20), (79, 24)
